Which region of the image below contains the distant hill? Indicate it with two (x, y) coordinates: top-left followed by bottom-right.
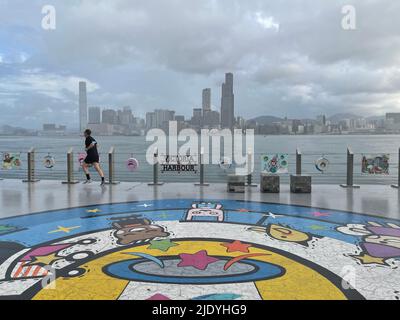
(366, 115), (385, 121)
(249, 113), (382, 124)
(327, 113), (359, 122)
(249, 115), (283, 125)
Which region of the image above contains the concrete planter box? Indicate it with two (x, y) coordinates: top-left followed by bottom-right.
(260, 173), (280, 193)
(290, 175), (312, 193)
(227, 174), (245, 193)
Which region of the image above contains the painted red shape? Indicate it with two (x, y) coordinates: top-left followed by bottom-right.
(178, 250), (219, 270)
(147, 294), (171, 300)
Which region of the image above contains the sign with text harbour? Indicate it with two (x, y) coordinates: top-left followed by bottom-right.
(159, 154), (198, 174)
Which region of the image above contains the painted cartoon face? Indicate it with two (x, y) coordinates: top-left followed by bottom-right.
(186, 203), (224, 222)
(365, 235), (400, 249)
(111, 216), (169, 246)
(267, 224), (310, 244)
(190, 209), (220, 216)
(337, 224), (371, 236)
(114, 223), (169, 245)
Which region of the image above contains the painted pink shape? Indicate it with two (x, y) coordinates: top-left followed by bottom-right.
(21, 244), (71, 261)
(311, 211), (330, 217)
(178, 250), (219, 270)
(147, 294), (171, 300)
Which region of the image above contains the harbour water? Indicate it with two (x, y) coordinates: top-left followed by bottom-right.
(0, 134), (399, 184)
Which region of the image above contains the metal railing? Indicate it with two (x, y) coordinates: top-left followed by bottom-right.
(1, 146), (399, 187)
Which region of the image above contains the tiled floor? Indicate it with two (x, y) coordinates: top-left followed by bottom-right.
(0, 180), (399, 300)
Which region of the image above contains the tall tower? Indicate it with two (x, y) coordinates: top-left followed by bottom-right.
(220, 73), (234, 129)
(79, 81), (88, 132)
(202, 88), (211, 113)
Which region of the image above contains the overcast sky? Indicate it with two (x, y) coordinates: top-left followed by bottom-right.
(0, 0), (400, 129)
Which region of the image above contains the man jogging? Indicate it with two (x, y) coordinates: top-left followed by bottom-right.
(82, 129), (105, 186)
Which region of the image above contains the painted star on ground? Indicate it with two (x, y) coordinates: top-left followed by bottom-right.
(48, 225), (80, 234)
(221, 240), (252, 253)
(178, 250), (219, 270)
(0, 225), (14, 233)
(147, 294), (171, 300)
(309, 225), (328, 231)
(86, 209), (101, 213)
(264, 212), (282, 219)
(148, 239), (179, 252)
(26, 253), (59, 266)
(137, 203), (153, 208)
(156, 213), (171, 219)
(311, 212), (331, 217)
(351, 254), (387, 266)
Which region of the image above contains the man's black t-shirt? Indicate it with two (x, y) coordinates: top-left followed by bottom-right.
(85, 136), (99, 163)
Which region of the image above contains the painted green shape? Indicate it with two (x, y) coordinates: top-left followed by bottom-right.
(309, 225), (327, 231)
(148, 239), (179, 252)
(0, 225), (16, 234)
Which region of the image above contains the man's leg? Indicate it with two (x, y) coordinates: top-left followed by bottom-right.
(82, 162), (91, 183)
(93, 163), (105, 185)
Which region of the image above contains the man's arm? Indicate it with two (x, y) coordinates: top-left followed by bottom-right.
(85, 142), (96, 151)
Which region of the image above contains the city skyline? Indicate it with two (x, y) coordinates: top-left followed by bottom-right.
(1, 1), (400, 129)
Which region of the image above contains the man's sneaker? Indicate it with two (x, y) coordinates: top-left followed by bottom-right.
(83, 179), (92, 184)
(100, 180), (106, 187)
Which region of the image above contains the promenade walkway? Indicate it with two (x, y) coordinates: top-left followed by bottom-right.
(0, 180), (399, 300)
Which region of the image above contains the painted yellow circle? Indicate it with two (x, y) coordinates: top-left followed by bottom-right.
(34, 240), (348, 300)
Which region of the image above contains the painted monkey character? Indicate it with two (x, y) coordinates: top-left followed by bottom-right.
(186, 202), (224, 222)
(111, 215), (169, 246)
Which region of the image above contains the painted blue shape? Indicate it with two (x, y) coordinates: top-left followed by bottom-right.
(192, 293), (241, 300)
(124, 252), (164, 268)
(104, 258), (284, 284)
(0, 199), (399, 247)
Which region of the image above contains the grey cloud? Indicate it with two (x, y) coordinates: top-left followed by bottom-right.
(1, 0), (400, 127)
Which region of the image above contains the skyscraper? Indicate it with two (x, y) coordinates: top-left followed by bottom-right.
(202, 88), (211, 113)
(220, 73), (234, 129)
(79, 81), (88, 132)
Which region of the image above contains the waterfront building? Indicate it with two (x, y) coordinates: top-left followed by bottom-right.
(102, 109), (118, 125)
(191, 108), (203, 127)
(155, 109), (175, 132)
(203, 110), (220, 128)
(118, 107), (134, 126)
(146, 112), (156, 130)
(88, 107), (101, 124)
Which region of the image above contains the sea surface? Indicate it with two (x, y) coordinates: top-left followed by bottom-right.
(0, 134), (399, 184)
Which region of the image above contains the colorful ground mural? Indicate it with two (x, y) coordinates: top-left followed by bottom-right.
(0, 199), (399, 300)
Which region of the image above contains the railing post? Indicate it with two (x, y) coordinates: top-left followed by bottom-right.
(340, 147), (360, 188)
(195, 147), (209, 186)
(106, 147), (120, 185)
(296, 148), (302, 175)
(23, 147), (40, 183)
(148, 147), (164, 186)
(391, 148), (400, 189)
(246, 149), (257, 187)
(62, 148), (79, 184)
